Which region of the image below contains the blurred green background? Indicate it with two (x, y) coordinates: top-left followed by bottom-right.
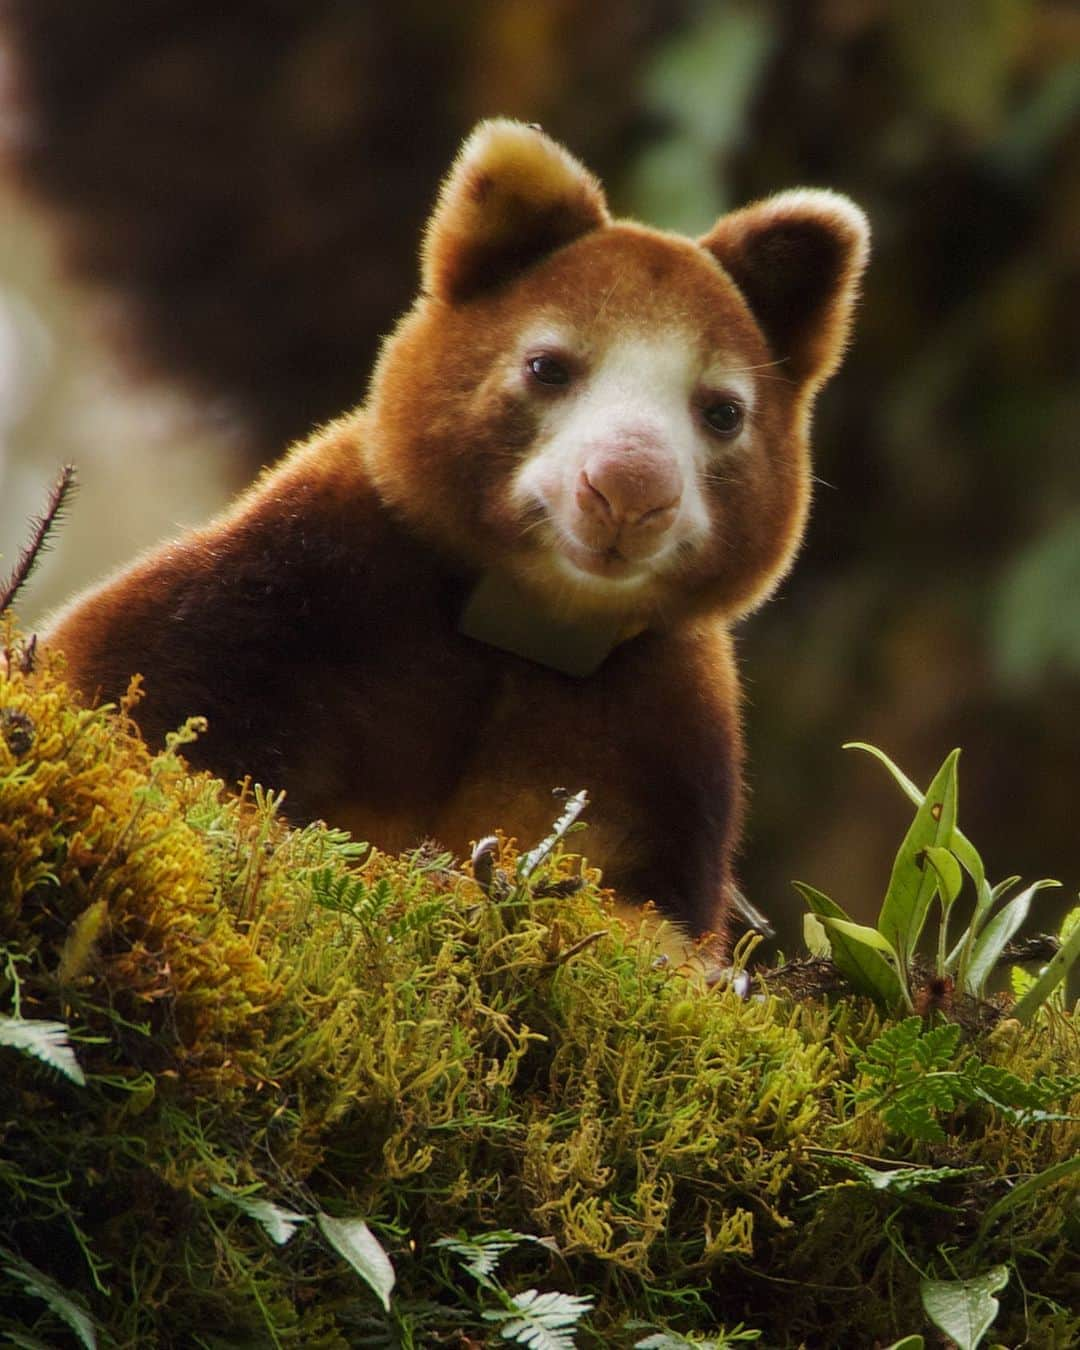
(1, 0), (1077, 946)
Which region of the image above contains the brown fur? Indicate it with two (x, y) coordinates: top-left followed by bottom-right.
(43, 121), (869, 951)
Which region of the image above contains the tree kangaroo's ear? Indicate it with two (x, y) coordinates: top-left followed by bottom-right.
(422, 119), (610, 304)
(701, 190), (870, 388)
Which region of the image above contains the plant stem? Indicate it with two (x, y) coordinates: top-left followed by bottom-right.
(0, 464), (77, 616)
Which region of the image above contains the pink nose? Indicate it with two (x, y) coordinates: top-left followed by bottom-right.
(576, 446), (683, 536)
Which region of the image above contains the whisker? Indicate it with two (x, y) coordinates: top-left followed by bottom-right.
(741, 371), (796, 385)
(722, 357), (789, 374)
(515, 510), (550, 541)
(592, 278), (621, 323)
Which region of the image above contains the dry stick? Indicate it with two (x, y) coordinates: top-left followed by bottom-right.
(0, 463), (78, 615)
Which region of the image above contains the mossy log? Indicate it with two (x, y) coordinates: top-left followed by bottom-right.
(1, 637), (1077, 1347)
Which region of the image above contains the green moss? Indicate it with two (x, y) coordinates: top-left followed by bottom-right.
(1, 644), (1077, 1347)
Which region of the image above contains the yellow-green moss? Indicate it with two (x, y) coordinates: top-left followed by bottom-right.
(1, 644), (1077, 1348)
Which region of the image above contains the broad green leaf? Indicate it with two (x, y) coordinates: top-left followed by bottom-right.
(923, 846), (962, 910)
(1013, 904), (1080, 1023)
(793, 883), (903, 1007)
(821, 915), (900, 957)
(843, 741), (923, 802)
(877, 749), (960, 962)
(963, 880), (1060, 997)
(845, 742), (987, 915)
(882, 1339), (924, 1350)
(0, 1248), (98, 1349)
(802, 912), (830, 957)
(978, 1156), (1080, 1238)
(920, 1266), (1008, 1350)
(0, 1013), (86, 1086)
(974, 873), (1019, 934)
(925, 845), (964, 975)
(947, 875), (1020, 973)
(316, 1214), (395, 1311)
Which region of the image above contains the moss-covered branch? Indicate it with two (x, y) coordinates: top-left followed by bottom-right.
(0, 643), (1077, 1347)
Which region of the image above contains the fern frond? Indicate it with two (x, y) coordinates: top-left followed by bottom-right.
(485, 1288), (594, 1348)
(0, 1014), (87, 1086)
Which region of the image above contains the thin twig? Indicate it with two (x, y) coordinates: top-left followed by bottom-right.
(550, 929), (608, 966)
(0, 464), (78, 615)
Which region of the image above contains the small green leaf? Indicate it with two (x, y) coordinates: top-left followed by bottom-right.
(518, 790), (590, 879)
(963, 880), (1060, 997)
(920, 1266), (1008, 1350)
(822, 1156), (975, 1195)
(0, 1013), (86, 1086)
(435, 1230), (549, 1290)
(878, 749), (960, 963)
(316, 1214), (395, 1311)
(390, 897), (446, 938)
(634, 1330), (760, 1348)
(888, 1100), (947, 1144)
(882, 1338), (925, 1350)
(212, 1186), (308, 1246)
(961, 1057), (1080, 1119)
(803, 912), (830, 957)
(913, 1021), (962, 1069)
(794, 883), (903, 1007)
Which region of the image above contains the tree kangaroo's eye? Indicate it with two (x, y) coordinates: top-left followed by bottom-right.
(527, 354), (571, 386)
(703, 399), (744, 437)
